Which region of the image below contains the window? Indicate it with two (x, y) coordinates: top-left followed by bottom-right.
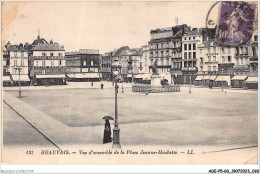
(236, 58), (239, 65)
(42, 53), (46, 56)
(21, 51), (24, 58)
(188, 52), (191, 59)
(200, 66), (203, 71)
(184, 53), (187, 59)
(227, 48), (231, 54)
(245, 47), (248, 54)
(222, 56), (225, 63)
(208, 66), (211, 71)
(14, 60), (17, 66)
(189, 37), (191, 40)
(200, 58), (203, 65)
(193, 52), (196, 59)
(208, 56), (211, 62)
(51, 60), (54, 66)
(213, 47), (216, 53)
(193, 43), (196, 50)
(161, 59), (163, 65)
(200, 49), (202, 54)
(193, 37), (195, 40)
(184, 37), (186, 40)
(42, 60), (46, 66)
(189, 44), (191, 50)
(166, 59), (169, 65)
(151, 59), (154, 65)
(50, 53), (54, 56)
(221, 47), (225, 54)
(21, 60), (24, 66)
(228, 56), (231, 62)
(150, 52), (153, 57)
(14, 51), (17, 57)
(241, 58), (243, 64)
(91, 61), (94, 66)
(36, 61), (38, 66)
(184, 44), (187, 50)
(213, 56), (216, 62)
(166, 50), (169, 56)
(156, 44), (158, 49)
(213, 66), (216, 71)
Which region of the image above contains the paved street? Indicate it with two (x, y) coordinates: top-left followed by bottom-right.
(3, 83), (258, 147)
(3, 103), (56, 148)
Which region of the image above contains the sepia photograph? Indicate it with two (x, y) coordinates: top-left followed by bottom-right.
(1, 0), (259, 169)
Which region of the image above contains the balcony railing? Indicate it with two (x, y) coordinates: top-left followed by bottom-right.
(182, 67), (198, 71)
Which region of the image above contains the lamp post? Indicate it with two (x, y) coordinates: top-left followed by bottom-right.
(221, 68), (224, 92)
(14, 66), (22, 98)
(189, 72), (192, 93)
(121, 81), (124, 93)
(112, 70), (121, 149)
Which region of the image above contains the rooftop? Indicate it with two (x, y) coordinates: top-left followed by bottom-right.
(32, 43), (65, 51)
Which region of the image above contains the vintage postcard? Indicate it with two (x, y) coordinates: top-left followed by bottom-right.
(1, 0), (258, 167)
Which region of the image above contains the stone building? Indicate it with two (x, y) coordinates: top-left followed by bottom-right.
(31, 35), (66, 85)
(65, 49), (101, 81)
(149, 24), (190, 84)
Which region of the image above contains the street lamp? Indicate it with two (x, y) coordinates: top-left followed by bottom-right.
(112, 70), (121, 149)
(188, 66), (191, 94)
(14, 66), (22, 98)
(221, 68), (224, 92)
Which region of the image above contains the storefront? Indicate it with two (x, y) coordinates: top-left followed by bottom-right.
(3, 76), (12, 87)
(208, 75), (217, 86)
(244, 77), (258, 89)
(11, 75), (30, 86)
(67, 73), (100, 82)
(214, 75), (231, 87)
(231, 76), (248, 88)
(142, 74), (151, 84)
(134, 74), (143, 83)
(201, 75), (210, 86)
(36, 74), (67, 86)
(194, 75), (203, 86)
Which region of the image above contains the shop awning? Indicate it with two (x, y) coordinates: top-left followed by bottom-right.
(215, 75), (231, 82)
(36, 74), (66, 79)
(202, 75), (210, 80)
(142, 74), (151, 80)
(67, 73), (100, 78)
(209, 75), (217, 81)
(127, 74), (133, 78)
(231, 76), (248, 80)
(12, 75), (30, 81)
(134, 74), (143, 79)
(195, 76), (204, 81)
(2, 76), (11, 81)
(245, 77), (258, 83)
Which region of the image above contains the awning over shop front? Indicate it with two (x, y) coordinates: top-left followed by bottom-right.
(67, 73), (100, 78)
(2, 76), (11, 82)
(12, 75), (30, 81)
(215, 76), (231, 85)
(209, 75), (217, 81)
(134, 74), (143, 79)
(36, 74), (66, 79)
(195, 75), (204, 81)
(245, 77), (258, 83)
(127, 74), (133, 78)
(142, 74), (151, 80)
(231, 76), (248, 80)
(202, 75), (210, 80)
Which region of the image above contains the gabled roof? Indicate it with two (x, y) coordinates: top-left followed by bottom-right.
(32, 43), (65, 51)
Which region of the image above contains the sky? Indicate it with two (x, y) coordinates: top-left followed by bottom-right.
(2, 1), (220, 54)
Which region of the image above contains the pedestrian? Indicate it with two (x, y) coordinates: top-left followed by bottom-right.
(91, 81), (93, 86)
(101, 83), (104, 89)
(103, 120), (112, 144)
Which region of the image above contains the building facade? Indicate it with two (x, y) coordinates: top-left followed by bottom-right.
(65, 49), (101, 81)
(149, 24), (191, 85)
(31, 38), (66, 85)
(6, 43), (30, 86)
(101, 52), (112, 81)
(182, 28), (216, 84)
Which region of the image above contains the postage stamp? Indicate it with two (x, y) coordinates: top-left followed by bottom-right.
(216, 1), (256, 46)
